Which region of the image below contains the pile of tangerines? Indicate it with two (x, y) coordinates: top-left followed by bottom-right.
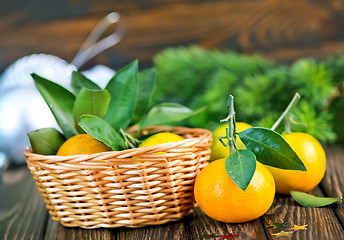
(194, 122), (325, 223)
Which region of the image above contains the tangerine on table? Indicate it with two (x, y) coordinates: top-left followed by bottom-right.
(211, 122), (252, 161)
(265, 132), (326, 195)
(57, 134), (111, 156)
(194, 158), (275, 223)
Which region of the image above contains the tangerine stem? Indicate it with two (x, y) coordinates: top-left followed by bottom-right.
(284, 118), (292, 134)
(219, 95), (237, 155)
(119, 128), (140, 149)
(271, 92), (301, 131)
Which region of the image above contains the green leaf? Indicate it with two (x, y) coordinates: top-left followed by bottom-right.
(78, 115), (125, 151)
(139, 102), (205, 129)
(225, 150), (256, 191)
(73, 88), (111, 133)
(27, 128), (66, 155)
(105, 60), (138, 130)
(131, 68), (156, 124)
(291, 191), (343, 207)
(31, 73), (78, 138)
(239, 127), (306, 171)
(71, 71), (101, 94)
(266, 222), (289, 229)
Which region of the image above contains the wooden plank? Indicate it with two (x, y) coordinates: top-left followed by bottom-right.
(320, 146), (344, 226)
(114, 217), (190, 240)
(0, 168), (47, 240)
(1, 0), (344, 70)
(39, 203), (266, 240)
(189, 207), (267, 240)
(261, 187), (344, 239)
(44, 217), (112, 240)
(44, 203), (267, 239)
(115, 207), (267, 240)
(46, 209), (193, 240)
(44, 206), (267, 239)
(3, 147), (343, 240)
(45, 208), (199, 240)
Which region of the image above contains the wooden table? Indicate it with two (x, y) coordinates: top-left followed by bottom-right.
(0, 146), (343, 240)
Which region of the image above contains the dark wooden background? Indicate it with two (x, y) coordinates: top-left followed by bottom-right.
(1, 0), (344, 72)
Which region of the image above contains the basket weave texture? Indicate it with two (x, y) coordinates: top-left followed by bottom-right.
(25, 126), (212, 228)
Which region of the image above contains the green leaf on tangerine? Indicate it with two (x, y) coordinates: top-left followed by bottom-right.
(78, 115), (125, 151)
(239, 127), (306, 171)
(291, 191), (343, 207)
(225, 149), (257, 191)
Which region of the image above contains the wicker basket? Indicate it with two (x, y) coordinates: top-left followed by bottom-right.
(25, 126), (212, 228)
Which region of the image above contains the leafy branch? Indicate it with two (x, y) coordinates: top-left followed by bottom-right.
(29, 60), (203, 154)
(220, 95), (305, 191)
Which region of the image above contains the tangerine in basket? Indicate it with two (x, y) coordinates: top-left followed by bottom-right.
(57, 134), (111, 156)
(139, 132), (184, 151)
(211, 122), (252, 161)
(194, 158), (275, 223)
(264, 132), (326, 195)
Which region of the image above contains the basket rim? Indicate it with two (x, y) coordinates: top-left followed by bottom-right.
(24, 125), (212, 160)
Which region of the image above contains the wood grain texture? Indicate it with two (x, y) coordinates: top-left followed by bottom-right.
(1, 0), (344, 71)
(320, 146), (344, 226)
(44, 218), (112, 240)
(43, 207), (267, 240)
(262, 187), (344, 240)
(114, 217), (190, 240)
(115, 207), (267, 240)
(0, 168), (47, 240)
(186, 207), (267, 240)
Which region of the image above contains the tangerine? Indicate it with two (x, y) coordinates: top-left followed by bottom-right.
(211, 122), (252, 161)
(194, 158), (275, 223)
(265, 132), (326, 194)
(57, 134), (111, 156)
